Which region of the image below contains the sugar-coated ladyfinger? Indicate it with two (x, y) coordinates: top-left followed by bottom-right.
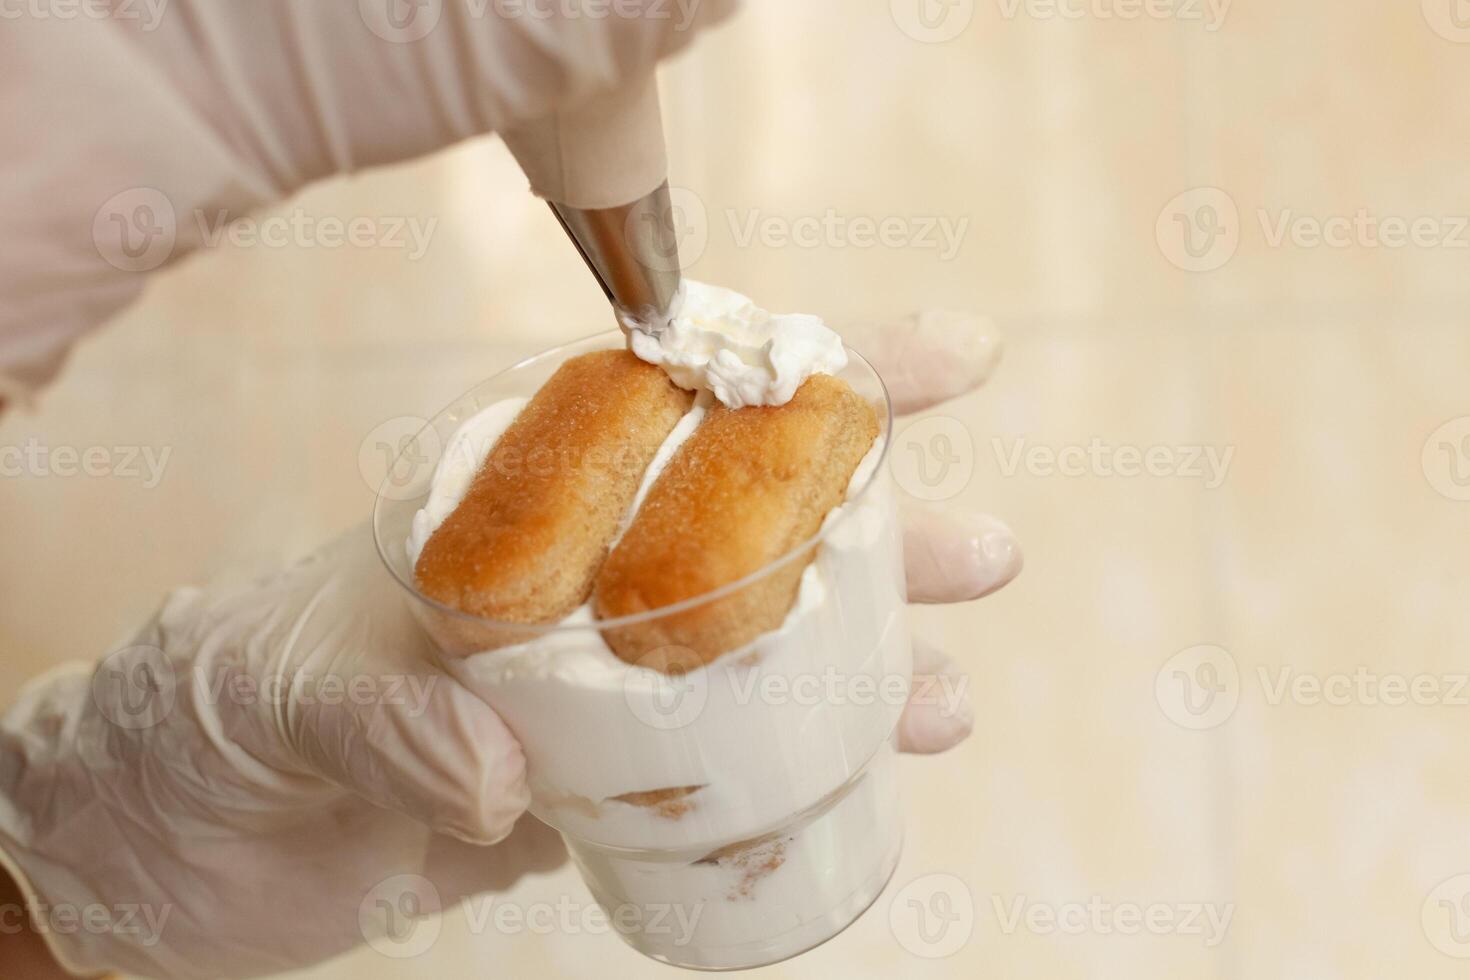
(415, 349), (693, 627)
(595, 373), (879, 671)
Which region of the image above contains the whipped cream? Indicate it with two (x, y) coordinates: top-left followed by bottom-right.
(625, 280), (848, 409)
(406, 396), (528, 568)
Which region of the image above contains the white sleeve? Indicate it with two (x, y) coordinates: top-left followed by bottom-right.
(0, 0), (737, 394)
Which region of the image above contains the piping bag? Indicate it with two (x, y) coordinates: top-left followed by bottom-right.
(500, 73), (684, 333)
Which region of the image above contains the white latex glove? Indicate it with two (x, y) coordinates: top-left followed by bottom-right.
(0, 528), (565, 979)
(0, 0), (739, 397)
(0, 319), (1018, 979)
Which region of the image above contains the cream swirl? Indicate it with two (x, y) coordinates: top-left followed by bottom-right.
(624, 280), (847, 409)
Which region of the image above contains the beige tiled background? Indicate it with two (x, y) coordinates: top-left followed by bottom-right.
(5, 1), (1470, 977)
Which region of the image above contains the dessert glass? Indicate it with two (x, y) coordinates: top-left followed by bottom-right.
(372, 331), (910, 970)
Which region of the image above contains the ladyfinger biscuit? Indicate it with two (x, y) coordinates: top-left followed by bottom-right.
(415, 350), (693, 627)
(595, 373), (879, 670)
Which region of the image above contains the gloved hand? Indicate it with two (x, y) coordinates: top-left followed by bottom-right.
(0, 526), (565, 979)
(0, 318), (1018, 980)
(0, 0), (740, 397)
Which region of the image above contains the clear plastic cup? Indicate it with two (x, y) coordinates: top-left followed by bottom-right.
(372, 331), (910, 970)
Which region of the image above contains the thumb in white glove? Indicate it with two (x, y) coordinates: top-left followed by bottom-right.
(0, 527), (554, 979)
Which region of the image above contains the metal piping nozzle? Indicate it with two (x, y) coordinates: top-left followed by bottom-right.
(548, 181), (684, 331)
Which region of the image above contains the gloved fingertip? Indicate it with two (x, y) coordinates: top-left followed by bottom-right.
(972, 523), (1024, 598)
(900, 310), (1004, 415)
(904, 507), (1022, 604)
(898, 648), (975, 755)
(312, 671), (530, 846)
(898, 700), (974, 755)
(846, 311), (1004, 416)
(458, 752), (531, 847)
(420, 685), (531, 846)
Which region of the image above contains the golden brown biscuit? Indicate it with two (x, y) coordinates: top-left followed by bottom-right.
(415, 350), (692, 631)
(595, 373), (879, 670)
